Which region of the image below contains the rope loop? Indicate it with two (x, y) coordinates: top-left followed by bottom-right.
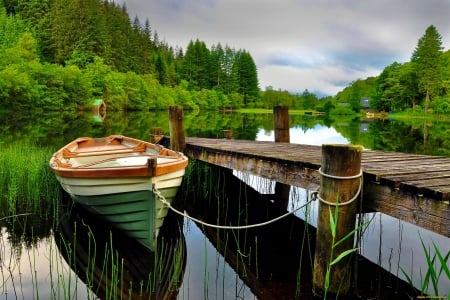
(318, 167), (363, 180)
(316, 168), (363, 206)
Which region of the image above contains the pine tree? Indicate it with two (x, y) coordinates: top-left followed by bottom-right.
(411, 25), (443, 112)
(181, 39), (210, 90)
(234, 50), (259, 105)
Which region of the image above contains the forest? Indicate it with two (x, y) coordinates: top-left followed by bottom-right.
(0, 0), (449, 114)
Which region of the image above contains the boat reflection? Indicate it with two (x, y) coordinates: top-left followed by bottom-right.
(55, 194), (186, 300)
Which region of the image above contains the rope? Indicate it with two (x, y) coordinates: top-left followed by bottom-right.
(314, 168), (363, 206)
(318, 167), (363, 180)
(153, 185), (315, 230)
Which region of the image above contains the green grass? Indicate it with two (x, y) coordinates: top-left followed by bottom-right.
(0, 141), (60, 217)
(388, 111), (450, 122)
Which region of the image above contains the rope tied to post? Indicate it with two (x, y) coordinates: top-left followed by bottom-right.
(311, 167), (363, 206)
(153, 185), (315, 230)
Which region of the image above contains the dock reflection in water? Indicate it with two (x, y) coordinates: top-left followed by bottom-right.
(55, 194), (186, 300)
(179, 161), (420, 299)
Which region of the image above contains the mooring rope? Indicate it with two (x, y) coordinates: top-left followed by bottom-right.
(153, 185), (315, 230)
(313, 168), (363, 206)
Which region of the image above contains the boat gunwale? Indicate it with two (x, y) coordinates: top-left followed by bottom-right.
(49, 135), (188, 178)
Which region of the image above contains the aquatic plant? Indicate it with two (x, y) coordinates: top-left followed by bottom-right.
(322, 202), (372, 299)
(0, 141), (60, 217)
(400, 233), (450, 298)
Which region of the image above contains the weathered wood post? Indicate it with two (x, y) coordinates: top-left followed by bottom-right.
(149, 127), (162, 144)
(313, 144), (363, 298)
(273, 106), (290, 208)
(168, 106), (185, 152)
(273, 105), (290, 143)
(223, 130), (234, 139)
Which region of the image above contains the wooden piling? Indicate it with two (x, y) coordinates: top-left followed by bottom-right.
(223, 130), (234, 139)
(313, 144), (363, 298)
(273, 106), (290, 143)
(273, 106), (290, 208)
(168, 106), (186, 152)
(150, 127), (162, 144)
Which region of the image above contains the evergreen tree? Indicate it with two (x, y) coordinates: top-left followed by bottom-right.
(209, 43), (224, 90)
(181, 39), (211, 90)
(234, 50), (259, 105)
(411, 25), (443, 112)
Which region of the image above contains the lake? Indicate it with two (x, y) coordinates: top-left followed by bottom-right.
(0, 110), (449, 299)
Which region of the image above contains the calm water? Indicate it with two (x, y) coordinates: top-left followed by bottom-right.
(0, 110), (449, 299)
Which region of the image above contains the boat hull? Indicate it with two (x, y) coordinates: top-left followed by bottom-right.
(56, 169), (184, 250)
(49, 135), (188, 251)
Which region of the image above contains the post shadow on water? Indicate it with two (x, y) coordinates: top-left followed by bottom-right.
(55, 192), (187, 300)
(179, 160), (420, 299)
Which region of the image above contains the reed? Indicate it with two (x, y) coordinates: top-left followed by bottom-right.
(0, 141), (60, 218)
(296, 191), (315, 297)
(400, 233), (450, 297)
(322, 202), (371, 299)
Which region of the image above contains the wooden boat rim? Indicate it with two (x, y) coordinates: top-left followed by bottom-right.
(49, 135), (188, 178)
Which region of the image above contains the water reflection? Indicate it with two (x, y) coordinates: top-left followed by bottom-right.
(235, 169), (450, 297)
(55, 194), (187, 299)
(257, 125), (350, 145)
(179, 161), (421, 299)
(1, 110), (449, 299)
(1, 110), (450, 156)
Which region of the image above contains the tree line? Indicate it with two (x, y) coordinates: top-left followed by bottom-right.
(1, 0), (448, 114)
(333, 25), (450, 114)
(0, 0), (261, 111)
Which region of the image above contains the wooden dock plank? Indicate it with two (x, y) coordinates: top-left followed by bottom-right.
(180, 137), (450, 237)
(380, 170), (450, 189)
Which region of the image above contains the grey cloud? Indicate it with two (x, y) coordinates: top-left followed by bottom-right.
(117, 0), (450, 95)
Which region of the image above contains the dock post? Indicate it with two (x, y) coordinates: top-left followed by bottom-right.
(168, 106), (186, 152)
(313, 144), (362, 298)
(150, 127), (162, 144)
(273, 105), (290, 143)
(273, 106), (290, 208)
(223, 130), (234, 139)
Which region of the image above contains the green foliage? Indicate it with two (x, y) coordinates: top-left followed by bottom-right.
(334, 25), (449, 115)
(411, 25), (443, 111)
(335, 77), (377, 112)
(0, 6), (29, 52)
(0, 0), (268, 111)
(260, 88), (320, 110)
(372, 62), (419, 112)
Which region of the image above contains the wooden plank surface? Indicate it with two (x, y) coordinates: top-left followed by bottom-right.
(184, 137), (450, 199)
(182, 137), (450, 237)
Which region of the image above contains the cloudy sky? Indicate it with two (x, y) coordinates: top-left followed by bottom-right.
(118, 0), (450, 96)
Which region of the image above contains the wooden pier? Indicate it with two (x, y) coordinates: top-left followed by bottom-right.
(181, 137), (450, 237)
(162, 105), (448, 297)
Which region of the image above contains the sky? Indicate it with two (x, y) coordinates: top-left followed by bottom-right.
(117, 0), (450, 97)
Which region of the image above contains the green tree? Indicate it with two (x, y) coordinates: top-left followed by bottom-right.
(15, 0), (52, 61)
(0, 6), (29, 53)
(181, 39), (211, 90)
(411, 25), (443, 112)
(234, 50), (259, 106)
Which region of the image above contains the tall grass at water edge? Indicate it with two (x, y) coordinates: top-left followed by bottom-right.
(0, 141), (60, 219)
